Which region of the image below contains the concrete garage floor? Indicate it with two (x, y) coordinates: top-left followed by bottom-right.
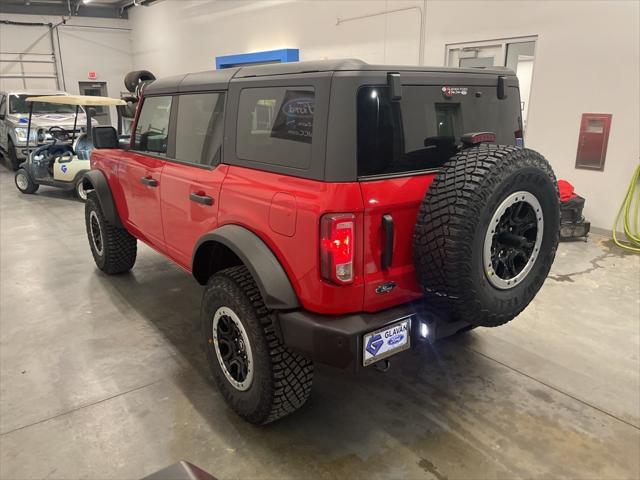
(0, 163), (639, 480)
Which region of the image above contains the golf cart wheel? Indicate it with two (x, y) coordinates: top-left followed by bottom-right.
(85, 191), (137, 274)
(14, 169), (38, 194)
(75, 177), (88, 202)
(413, 145), (559, 328)
(201, 265), (313, 424)
(8, 139), (21, 171)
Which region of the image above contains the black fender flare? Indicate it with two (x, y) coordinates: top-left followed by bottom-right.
(82, 170), (123, 228)
(193, 225), (300, 310)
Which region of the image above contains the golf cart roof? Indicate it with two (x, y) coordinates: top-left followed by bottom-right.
(25, 95), (126, 106)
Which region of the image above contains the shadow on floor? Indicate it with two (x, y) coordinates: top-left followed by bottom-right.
(91, 260), (508, 473)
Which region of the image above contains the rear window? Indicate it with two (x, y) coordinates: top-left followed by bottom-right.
(175, 92), (225, 166)
(236, 87), (315, 169)
(357, 85), (522, 177)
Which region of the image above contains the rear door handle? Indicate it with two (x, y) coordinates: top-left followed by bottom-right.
(190, 192), (213, 206)
(381, 214), (394, 269)
(140, 176), (158, 187)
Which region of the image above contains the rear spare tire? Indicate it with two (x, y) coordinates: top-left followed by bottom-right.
(124, 70), (155, 93)
(413, 145), (559, 327)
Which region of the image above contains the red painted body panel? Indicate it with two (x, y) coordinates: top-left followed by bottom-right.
(359, 173), (436, 311)
(92, 153), (433, 316)
(219, 166), (365, 314)
(117, 151), (165, 249)
(160, 163), (228, 269)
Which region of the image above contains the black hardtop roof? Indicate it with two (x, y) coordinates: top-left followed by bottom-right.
(143, 59), (515, 95)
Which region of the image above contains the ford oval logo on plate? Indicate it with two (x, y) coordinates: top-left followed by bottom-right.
(388, 333), (405, 346)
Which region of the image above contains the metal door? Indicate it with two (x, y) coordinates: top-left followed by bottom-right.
(78, 81), (111, 125)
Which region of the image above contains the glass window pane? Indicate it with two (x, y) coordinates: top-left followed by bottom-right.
(133, 96), (172, 154)
(236, 87), (314, 169)
(175, 93), (225, 166)
(459, 57), (495, 68)
(357, 85), (522, 177)
(505, 41), (536, 71)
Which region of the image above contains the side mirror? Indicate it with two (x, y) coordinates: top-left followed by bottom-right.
(92, 126), (119, 149)
(118, 135), (131, 150)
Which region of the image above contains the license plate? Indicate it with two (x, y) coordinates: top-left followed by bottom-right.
(362, 316), (412, 366)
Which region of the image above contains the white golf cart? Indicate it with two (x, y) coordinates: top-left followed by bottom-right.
(14, 95), (125, 201)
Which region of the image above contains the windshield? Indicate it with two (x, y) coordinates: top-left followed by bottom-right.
(9, 95), (82, 115)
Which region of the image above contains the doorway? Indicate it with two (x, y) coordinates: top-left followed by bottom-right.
(446, 37), (537, 132)
(78, 81), (111, 125)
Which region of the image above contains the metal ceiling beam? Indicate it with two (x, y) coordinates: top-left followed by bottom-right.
(0, 2), (129, 19)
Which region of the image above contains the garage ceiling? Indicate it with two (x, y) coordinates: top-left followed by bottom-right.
(0, 0), (160, 18)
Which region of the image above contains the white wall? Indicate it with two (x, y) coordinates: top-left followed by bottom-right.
(129, 0), (424, 77)
(424, 0), (640, 231)
(130, 0), (640, 230)
(0, 14), (132, 124)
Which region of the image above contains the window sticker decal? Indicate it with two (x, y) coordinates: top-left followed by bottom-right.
(270, 90), (314, 144)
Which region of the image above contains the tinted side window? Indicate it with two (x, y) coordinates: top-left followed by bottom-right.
(134, 96), (172, 154)
(357, 85), (522, 177)
(236, 87), (314, 169)
(175, 92), (225, 166)
(0, 96), (6, 116)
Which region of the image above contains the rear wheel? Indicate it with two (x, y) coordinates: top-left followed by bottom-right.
(413, 145), (559, 327)
(14, 169), (38, 194)
(85, 192), (137, 274)
(201, 265), (313, 424)
(75, 177), (88, 202)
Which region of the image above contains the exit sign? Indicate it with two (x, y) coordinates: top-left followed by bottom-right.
(88, 71), (98, 80)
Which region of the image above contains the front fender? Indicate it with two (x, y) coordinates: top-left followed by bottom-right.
(193, 225), (300, 310)
(82, 169), (122, 228)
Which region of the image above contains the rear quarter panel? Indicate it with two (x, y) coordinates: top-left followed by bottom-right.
(219, 165), (365, 314)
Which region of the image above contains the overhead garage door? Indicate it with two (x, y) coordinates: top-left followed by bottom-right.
(0, 21), (60, 91)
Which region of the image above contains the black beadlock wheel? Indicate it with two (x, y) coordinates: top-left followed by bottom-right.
(85, 191), (137, 274)
(201, 265), (313, 424)
(413, 145), (559, 328)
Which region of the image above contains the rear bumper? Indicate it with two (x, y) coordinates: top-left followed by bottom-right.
(275, 302), (471, 370)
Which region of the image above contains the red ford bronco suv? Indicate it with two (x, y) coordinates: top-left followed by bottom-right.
(83, 60), (559, 424)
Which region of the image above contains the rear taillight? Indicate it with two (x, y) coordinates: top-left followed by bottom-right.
(515, 129), (524, 148)
(320, 213), (355, 284)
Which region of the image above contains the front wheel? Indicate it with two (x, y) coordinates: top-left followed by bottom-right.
(14, 169), (39, 194)
(85, 192), (137, 274)
(201, 265), (313, 424)
(8, 139), (21, 171)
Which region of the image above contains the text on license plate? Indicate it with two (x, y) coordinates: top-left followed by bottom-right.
(362, 316), (411, 366)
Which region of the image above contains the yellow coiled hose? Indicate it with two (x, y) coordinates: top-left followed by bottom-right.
(613, 164), (640, 252)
